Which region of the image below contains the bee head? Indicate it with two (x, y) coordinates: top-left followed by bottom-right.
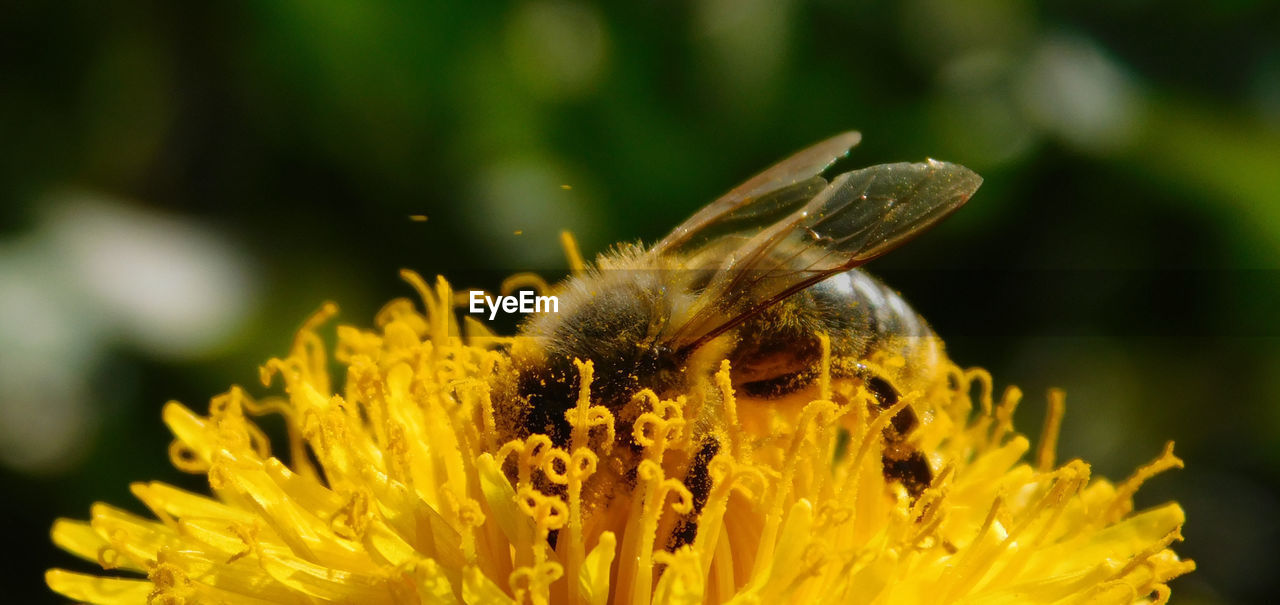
(507, 270), (687, 445)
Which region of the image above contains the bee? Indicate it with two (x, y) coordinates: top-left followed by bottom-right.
(499, 131), (981, 541)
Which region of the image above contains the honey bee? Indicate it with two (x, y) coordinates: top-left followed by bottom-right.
(499, 131), (981, 541)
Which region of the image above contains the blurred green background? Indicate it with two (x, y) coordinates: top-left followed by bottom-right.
(4, 1), (1280, 602)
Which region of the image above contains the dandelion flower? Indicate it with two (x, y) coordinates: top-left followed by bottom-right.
(48, 271), (1193, 604)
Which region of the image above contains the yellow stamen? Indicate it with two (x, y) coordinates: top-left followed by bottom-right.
(560, 230), (587, 275)
(46, 276), (1193, 605)
(1105, 441), (1185, 524)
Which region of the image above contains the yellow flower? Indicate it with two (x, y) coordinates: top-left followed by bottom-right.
(48, 271), (1193, 604)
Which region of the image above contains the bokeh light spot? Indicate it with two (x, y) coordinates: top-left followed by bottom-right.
(505, 0), (610, 101)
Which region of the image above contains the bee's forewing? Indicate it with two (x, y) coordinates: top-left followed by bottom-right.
(667, 159), (982, 353)
(654, 131), (862, 255)
(788, 159), (983, 269)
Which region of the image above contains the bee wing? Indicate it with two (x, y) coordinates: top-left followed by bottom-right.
(666, 159), (983, 353)
(654, 131), (862, 255)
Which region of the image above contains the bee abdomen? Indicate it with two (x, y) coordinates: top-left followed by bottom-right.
(841, 269), (933, 343)
(813, 270), (942, 378)
(730, 268), (943, 396)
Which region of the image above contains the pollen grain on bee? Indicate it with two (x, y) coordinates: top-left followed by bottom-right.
(469, 290), (559, 320)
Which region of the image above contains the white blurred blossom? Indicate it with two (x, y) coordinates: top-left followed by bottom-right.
(0, 192), (257, 474)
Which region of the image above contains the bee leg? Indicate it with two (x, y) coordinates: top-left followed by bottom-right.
(668, 438), (719, 549)
(856, 364), (933, 498)
(856, 363), (917, 435)
(881, 451), (932, 498)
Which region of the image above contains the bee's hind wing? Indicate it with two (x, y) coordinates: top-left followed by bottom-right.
(666, 159), (982, 354)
